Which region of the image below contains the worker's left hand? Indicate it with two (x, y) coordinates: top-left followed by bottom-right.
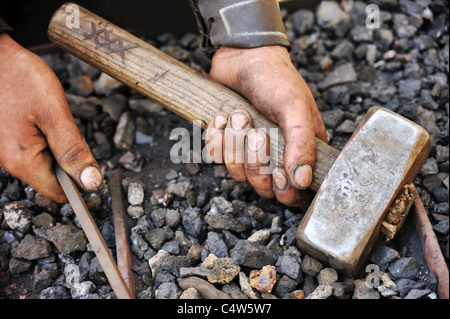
(206, 45), (327, 206)
(0, 33), (103, 203)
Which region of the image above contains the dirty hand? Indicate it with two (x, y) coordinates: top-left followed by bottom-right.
(0, 33), (103, 203)
(205, 45), (327, 206)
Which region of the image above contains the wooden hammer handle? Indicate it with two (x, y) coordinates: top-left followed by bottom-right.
(48, 3), (339, 192)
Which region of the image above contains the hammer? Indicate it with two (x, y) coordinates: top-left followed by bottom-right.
(48, 3), (431, 277)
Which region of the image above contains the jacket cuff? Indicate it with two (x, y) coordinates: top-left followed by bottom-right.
(189, 0), (290, 58)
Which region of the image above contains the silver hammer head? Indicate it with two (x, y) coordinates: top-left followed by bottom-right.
(296, 106), (431, 277)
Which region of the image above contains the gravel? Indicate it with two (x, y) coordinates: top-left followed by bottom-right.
(0, 0), (448, 299)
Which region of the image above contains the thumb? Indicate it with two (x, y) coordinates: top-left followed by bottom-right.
(37, 97), (103, 192)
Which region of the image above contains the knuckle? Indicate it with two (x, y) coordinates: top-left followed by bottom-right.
(59, 142), (91, 167)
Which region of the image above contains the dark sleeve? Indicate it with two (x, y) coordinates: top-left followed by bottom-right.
(0, 13), (14, 35)
(188, 0), (290, 58)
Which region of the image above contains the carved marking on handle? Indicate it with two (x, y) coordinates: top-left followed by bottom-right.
(83, 22), (138, 62)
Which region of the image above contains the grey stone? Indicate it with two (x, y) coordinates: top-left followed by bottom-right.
(331, 40), (354, 60)
(33, 263), (58, 293)
(436, 145), (449, 163)
(352, 279), (380, 299)
(46, 225), (87, 255)
(321, 109), (345, 129)
(71, 281), (98, 299)
(64, 263), (81, 288)
(222, 230), (240, 249)
(375, 29), (394, 50)
(160, 255), (191, 277)
(398, 79), (422, 98)
(182, 207), (207, 238)
(423, 174), (442, 191)
(127, 182), (145, 206)
(337, 119), (358, 133)
(388, 257), (419, 280)
(148, 250), (170, 279)
(3, 207), (33, 234)
(156, 282), (181, 299)
(151, 207), (167, 228)
(205, 212), (248, 233)
(247, 229), (270, 245)
(66, 94), (98, 120)
(420, 158), (439, 176)
(404, 288), (432, 299)
(129, 99), (164, 114)
(274, 275), (297, 298)
(222, 282), (249, 299)
(165, 169), (178, 180)
(230, 240), (278, 269)
(318, 63), (357, 90)
(32, 213), (55, 229)
(39, 286), (70, 299)
(166, 179), (191, 198)
(318, 268), (338, 285)
(127, 205), (145, 219)
(94, 72), (124, 95)
(350, 26), (373, 42)
(206, 231), (229, 258)
(201, 254), (240, 284)
(179, 287), (202, 299)
(275, 255), (302, 282)
(306, 284), (333, 299)
(370, 244), (400, 271)
(290, 9), (315, 35)
(113, 112), (135, 151)
(9, 257), (32, 275)
(316, 1), (352, 37)
(396, 278), (425, 297)
(325, 85), (350, 105)
(145, 228), (168, 250)
(433, 218), (449, 235)
(101, 94), (127, 121)
(165, 209), (181, 228)
(89, 257), (107, 286)
(12, 234), (52, 260)
(302, 255), (323, 277)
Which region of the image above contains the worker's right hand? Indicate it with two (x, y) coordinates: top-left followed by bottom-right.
(0, 33), (103, 203)
(205, 45), (327, 207)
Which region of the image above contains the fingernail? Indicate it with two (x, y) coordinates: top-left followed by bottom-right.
(214, 114), (228, 130)
(294, 164), (313, 189)
(231, 112), (249, 130)
(80, 166), (103, 191)
(273, 170), (287, 190)
(246, 130), (266, 152)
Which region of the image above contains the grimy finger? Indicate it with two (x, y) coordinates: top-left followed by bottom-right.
(272, 167), (314, 207)
(223, 109), (253, 182)
(276, 98), (317, 190)
(205, 112), (228, 164)
(34, 94), (103, 193)
(244, 128), (274, 199)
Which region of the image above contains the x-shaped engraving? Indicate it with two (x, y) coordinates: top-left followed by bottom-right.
(84, 22), (138, 62)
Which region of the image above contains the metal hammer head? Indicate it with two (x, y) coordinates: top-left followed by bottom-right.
(296, 106), (431, 277)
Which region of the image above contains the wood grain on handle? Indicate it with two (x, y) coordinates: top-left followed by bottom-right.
(48, 3), (339, 191)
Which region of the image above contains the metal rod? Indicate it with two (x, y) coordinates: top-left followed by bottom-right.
(411, 185), (449, 299)
(110, 170), (136, 298)
(55, 165), (133, 299)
